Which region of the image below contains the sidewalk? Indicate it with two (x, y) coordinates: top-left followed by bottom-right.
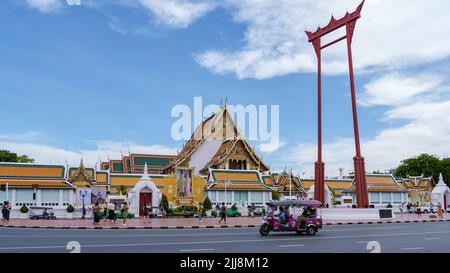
(1, 214), (449, 229)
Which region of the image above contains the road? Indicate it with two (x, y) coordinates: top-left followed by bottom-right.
(0, 222), (449, 253)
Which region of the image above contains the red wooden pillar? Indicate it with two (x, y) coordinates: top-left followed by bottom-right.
(313, 37), (325, 205)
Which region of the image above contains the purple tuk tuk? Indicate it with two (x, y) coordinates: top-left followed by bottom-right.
(259, 200), (323, 236)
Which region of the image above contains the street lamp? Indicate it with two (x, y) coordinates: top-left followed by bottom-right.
(222, 180), (232, 206)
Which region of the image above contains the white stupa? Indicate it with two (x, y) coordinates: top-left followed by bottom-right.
(128, 163), (162, 215)
(307, 185), (333, 207)
(431, 173), (450, 210)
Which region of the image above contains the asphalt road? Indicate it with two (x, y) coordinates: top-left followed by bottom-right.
(0, 222), (449, 253)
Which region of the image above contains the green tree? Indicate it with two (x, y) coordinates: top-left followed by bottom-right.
(394, 154), (450, 185)
(117, 185), (128, 195)
(0, 150), (34, 163)
(159, 194), (169, 213)
(271, 190), (280, 200)
(203, 196), (212, 210)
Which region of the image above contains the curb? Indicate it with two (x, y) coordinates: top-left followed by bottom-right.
(0, 220), (447, 229)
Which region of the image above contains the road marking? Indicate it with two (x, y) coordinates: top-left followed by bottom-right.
(1, 230), (450, 251)
(424, 238), (439, 240)
(0, 226), (405, 240)
(278, 244), (305, 248)
(401, 247), (425, 251)
(356, 241), (370, 244)
(180, 248), (214, 252)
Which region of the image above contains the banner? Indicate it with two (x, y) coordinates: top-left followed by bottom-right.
(91, 188), (106, 205)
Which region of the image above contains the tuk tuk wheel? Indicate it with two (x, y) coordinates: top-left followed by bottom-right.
(259, 224), (270, 236)
(306, 226), (316, 236)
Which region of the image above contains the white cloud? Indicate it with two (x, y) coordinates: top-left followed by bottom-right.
(197, 0), (450, 79)
(0, 136), (177, 167)
(137, 0), (217, 28)
(360, 73), (444, 106)
(25, 0), (62, 13)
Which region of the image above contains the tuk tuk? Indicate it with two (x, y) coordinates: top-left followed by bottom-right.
(259, 200), (323, 236)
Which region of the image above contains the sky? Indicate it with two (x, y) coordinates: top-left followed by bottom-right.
(1, 0), (450, 178)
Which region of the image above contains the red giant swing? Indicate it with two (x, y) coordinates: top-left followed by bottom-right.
(306, 1), (369, 208)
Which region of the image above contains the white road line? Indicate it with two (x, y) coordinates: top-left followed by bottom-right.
(278, 244), (305, 248)
(401, 247), (425, 251)
(1, 230), (450, 251)
(180, 249), (214, 252)
(424, 238), (439, 240)
(0, 227), (404, 239)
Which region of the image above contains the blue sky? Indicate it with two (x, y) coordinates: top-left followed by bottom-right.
(1, 0), (450, 177)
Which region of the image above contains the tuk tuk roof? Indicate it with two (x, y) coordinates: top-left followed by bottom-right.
(266, 200), (322, 207)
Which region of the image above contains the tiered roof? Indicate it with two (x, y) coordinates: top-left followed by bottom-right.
(0, 163), (74, 189)
(206, 169), (271, 191)
(342, 174), (408, 193)
(162, 105), (269, 175)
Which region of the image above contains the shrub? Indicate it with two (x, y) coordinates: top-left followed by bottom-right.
(387, 203), (393, 208)
(115, 212), (135, 219)
(272, 191), (280, 201)
(203, 196), (212, 210)
(160, 194), (169, 213)
(211, 210), (218, 217)
(20, 204), (29, 214)
(66, 204), (75, 213)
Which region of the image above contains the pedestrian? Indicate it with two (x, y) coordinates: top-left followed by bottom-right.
(406, 203), (410, 214)
(438, 202), (444, 218)
(197, 202), (203, 222)
(122, 202), (129, 226)
(399, 203), (404, 215)
(146, 203), (153, 223)
(219, 202), (227, 224)
(215, 203), (220, 211)
(2, 201), (10, 223)
(108, 201), (116, 223)
(82, 205), (86, 219)
(102, 202), (108, 222)
(93, 202), (101, 225)
(5, 202), (10, 223)
(1, 202), (6, 223)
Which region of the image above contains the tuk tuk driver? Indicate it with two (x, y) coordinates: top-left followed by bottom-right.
(298, 206), (312, 229)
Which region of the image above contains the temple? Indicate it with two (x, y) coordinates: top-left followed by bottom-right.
(0, 105), (439, 218)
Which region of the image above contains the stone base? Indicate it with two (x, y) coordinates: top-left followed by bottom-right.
(320, 208), (395, 221)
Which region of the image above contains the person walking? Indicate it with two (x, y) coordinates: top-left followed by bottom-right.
(197, 202), (203, 222)
(93, 202), (101, 225)
(2, 201), (10, 223)
(399, 203), (404, 215)
(122, 203), (129, 226)
(145, 203), (153, 223)
(438, 202), (444, 218)
(107, 201), (116, 223)
(215, 203), (220, 211)
(102, 202), (108, 222)
(219, 202), (227, 224)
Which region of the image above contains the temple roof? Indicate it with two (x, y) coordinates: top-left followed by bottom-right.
(162, 105), (269, 174)
(342, 174), (408, 193)
(206, 169), (271, 191)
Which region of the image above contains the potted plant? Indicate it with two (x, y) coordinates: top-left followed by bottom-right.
(203, 196), (212, 217)
(20, 204), (29, 219)
(66, 204), (75, 219)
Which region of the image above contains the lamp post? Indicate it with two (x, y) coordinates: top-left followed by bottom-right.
(222, 180), (232, 206)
